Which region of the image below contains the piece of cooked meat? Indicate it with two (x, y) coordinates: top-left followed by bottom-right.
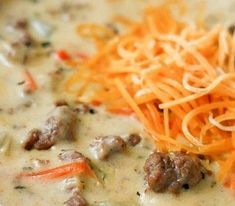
(35, 105), (76, 149)
(144, 152), (206, 194)
(24, 105), (76, 150)
(10, 18), (33, 47)
(23, 129), (41, 150)
(64, 192), (87, 206)
(90, 135), (126, 160)
(54, 99), (69, 107)
(58, 149), (87, 163)
(127, 133), (141, 146)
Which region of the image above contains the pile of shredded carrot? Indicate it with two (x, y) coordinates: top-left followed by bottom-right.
(65, 4), (235, 190)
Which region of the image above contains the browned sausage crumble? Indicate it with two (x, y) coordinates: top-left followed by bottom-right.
(127, 134), (141, 146)
(144, 152), (207, 194)
(90, 136), (126, 160)
(23, 105), (76, 150)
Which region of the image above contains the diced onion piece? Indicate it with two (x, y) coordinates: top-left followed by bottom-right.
(31, 19), (54, 38)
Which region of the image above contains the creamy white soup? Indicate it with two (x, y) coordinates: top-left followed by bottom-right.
(0, 0), (235, 206)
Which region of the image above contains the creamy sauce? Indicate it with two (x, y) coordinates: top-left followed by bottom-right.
(0, 0), (235, 205)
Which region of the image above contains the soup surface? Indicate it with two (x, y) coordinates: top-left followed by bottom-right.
(0, 0), (235, 205)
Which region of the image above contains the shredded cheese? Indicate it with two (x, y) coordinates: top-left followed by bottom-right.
(65, 4), (235, 190)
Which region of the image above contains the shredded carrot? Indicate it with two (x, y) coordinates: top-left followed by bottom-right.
(19, 161), (94, 180)
(56, 49), (71, 61)
(23, 69), (38, 92)
(64, 4), (235, 190)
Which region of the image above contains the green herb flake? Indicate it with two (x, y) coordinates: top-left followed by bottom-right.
(41, 41), (51, 48)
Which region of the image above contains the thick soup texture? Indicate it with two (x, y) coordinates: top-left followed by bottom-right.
(0, 0), (235, 206)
